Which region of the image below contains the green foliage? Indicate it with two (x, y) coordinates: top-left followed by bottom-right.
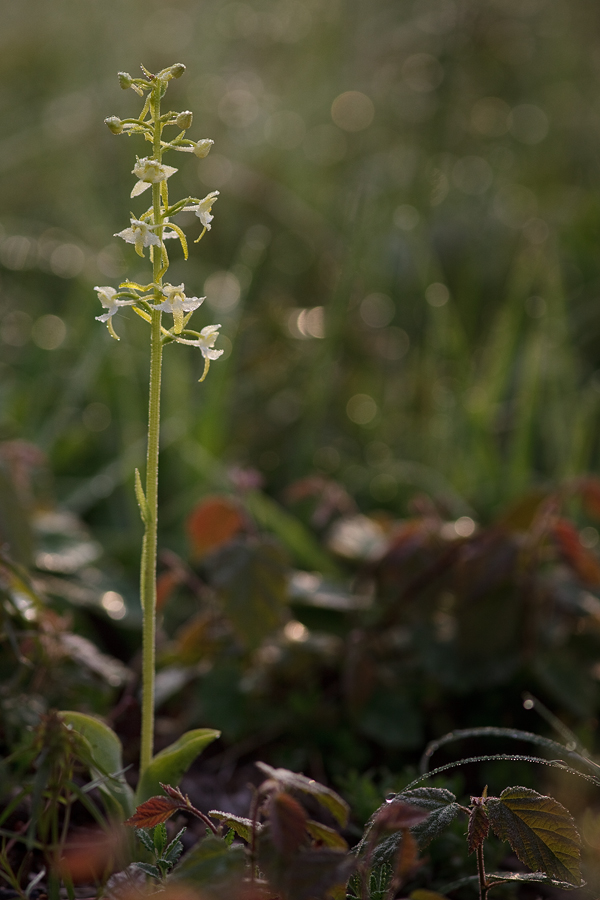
(486, 786), (581, 886)
(59, 710), (134, 818)
(135, 727), (221, 803)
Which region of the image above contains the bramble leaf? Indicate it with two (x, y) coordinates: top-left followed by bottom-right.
(306, 819), (348, 850)
(486, 786), (581, 886)
(365, 788), (461, 867)
(269, 791), (308, 855)
(125, 795), (182, 828)
(208, 810), (260, 843)
(169, 834), (246, 889)
(256, 761), (349, 827)
(467, 801), (489, 854)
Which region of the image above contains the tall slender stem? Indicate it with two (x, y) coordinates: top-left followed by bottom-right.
(140, 79), (165, 776)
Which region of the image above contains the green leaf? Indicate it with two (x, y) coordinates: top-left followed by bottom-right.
(134, 862), (160, 879)
(365, 788), (460, 866)
(256, 762), (349, 827)
(209, 810), (260, 843)
(306, 819), (348, 850)
(136, 728), (220, 803)
(206, 536), (289, 649)
(486, 787), (581, 886)
(169, 834), (245, 890)
(135, 828), (155, 853)
(59, 711), (134, 819)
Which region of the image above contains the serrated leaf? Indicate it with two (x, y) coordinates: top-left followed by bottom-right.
(269, 792), (308, 855)
(135, 828), (155, 853)
(59, 711), (134, 819)
(134, 862), (160, 879)
(136, 728), (220, 803)
(372, 801), (430, 836)
(256, 762), (349, 827)
(467, 802), (489, 854)
(208, 810), (259, 843)
(169, 834), (246, 890)
(486, 787), (581, 886)
(125, 796), (183, 828)
(306, 819), (348, 850)
(365, 788), (460, 867)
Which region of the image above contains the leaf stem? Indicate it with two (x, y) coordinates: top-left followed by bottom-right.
(476, 842), (488, 900)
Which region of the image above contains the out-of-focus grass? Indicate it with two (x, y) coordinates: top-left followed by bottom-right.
(2, 0), (600, 568)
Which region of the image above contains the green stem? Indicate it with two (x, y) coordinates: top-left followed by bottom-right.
(140, 79), (165, 776)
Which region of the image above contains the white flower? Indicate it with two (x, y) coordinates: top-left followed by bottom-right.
(94, 286), (136, 339)
(192, 139), (213, 159)
(155, 283), (204, 334)
(114, 218), (161, 257)
(176, 324), (224, 359)
(185, 191), (219, 230)
(131, 157), (178, 198)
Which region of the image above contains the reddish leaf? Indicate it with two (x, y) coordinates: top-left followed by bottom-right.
(125, 795), (183, 828)
(394, 828), (420, 881)
(579, 477), (600, 520)
(160, 782), (188, 803)
(372, 801), (430, 836)
(268, 791), (308, 856)
(57, 827), (123, 883)
(186, 496), (245, 559)
(552, 518), (600, 586)
(467, 800), (489, 855)
(156, 569), (185, 611)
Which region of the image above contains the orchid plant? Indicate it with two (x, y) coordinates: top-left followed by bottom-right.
(97, 63), (223, 777)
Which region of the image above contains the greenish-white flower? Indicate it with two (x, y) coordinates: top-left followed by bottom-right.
(94, 286), (136, 339)
(115, 218), (162, 257)
(192, 139), (213, 158)
(155, 283), (204, 334)
(185, 191), (219, 230)
(131, 157), (178, 198)
(176, 324), (223, 359)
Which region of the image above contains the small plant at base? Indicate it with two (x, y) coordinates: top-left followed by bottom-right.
(98, 63), (224, 776)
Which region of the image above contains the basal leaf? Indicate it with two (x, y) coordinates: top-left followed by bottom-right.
(256, 762), (349, 827)
(170, 834), (246, 891)
(136, 728), (220, 803)
(486, 787), (581, 886)
(59, 711), (134, 819)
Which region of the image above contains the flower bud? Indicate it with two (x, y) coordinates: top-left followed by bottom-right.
(168, 63), (186, 79)
(176, 111), (193, 129)
(192, 139), (214, 159)
(118, 72), (133, 90)
(105, 116), (124, 134)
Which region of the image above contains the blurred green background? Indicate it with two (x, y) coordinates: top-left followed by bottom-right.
(2, 0), (600, 557)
